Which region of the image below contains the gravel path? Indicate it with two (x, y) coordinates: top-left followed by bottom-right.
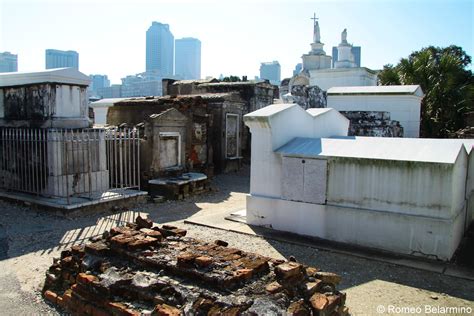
(0, 166), (473, 315)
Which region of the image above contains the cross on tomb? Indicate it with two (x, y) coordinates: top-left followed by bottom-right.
(310, 12), (318, 25)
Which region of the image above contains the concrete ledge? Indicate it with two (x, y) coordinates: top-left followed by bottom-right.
(0, 189), (148, 211)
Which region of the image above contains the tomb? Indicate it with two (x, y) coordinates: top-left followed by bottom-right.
(106, 93), (245, 182)
(163, 78), (279, 157)
(244, 103), (474, 260)
(0, 69), (145, 208)
(327, 85), (423, 137)
(284, 14), (422, 138)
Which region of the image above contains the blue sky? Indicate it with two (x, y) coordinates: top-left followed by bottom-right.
(1, 0), (472, 84)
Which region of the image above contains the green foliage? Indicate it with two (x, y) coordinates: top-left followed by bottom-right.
(221, 75), (242, 82)
(378, 45), (474, 137)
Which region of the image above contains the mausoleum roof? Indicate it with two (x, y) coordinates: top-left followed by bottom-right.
(327, 85), (423, 97)
(90, 98), (130, 108)
(244, 103), (295, 118)
(276, 136), (469, 164)
(0, 68), (90, 87)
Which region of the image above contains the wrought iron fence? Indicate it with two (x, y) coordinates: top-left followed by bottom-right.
(105, 127), (140, 190)
(0, 127), (140, 203)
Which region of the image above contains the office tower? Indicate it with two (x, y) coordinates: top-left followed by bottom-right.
(45, 49), (79, 70)
(260, 61), (281, 85)
(0, 52), (18, 72)
(146, 22), (174, 77)
(175, 37), (201, 80)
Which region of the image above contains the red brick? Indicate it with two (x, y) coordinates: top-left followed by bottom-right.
(310, 293), (328, 311)
(127, 236), (158, 250)
(288, 300), (310, 316)
(152, 303), (180, 316)
(43, 290), (58, 304)
(108, 302), (140, 316)
(135, 215), (153, 229)
(265, 281), (283, 294)
(177, 252), (196, 265)
(233, 268), (253, 280)
(110, 226), (138, 236)
(172, 228), (187, 237)
(275, 262), (303, 280)
(85, 242), (110, 255)
(195, 256), (213, 267)
(239, 257), (269, 273)
(139, 228), (163, 240)
(315, 272), (341, 285)
(110, 234), (136, 247)
(77, 273), (99, 286)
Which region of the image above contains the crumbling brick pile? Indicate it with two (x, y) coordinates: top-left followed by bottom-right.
(43, 216), (349, 315)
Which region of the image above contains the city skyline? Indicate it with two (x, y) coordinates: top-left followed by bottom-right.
(0, 0), (472, 84)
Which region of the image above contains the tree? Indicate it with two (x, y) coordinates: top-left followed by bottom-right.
(221, 75), (242, 82)
(378, 45), (474, 138)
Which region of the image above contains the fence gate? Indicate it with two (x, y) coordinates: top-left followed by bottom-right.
(105, 128), (141, 191)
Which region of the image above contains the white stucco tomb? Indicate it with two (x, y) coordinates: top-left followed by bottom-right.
(244, 103), (474, 261)
(327, 85), (424, 137)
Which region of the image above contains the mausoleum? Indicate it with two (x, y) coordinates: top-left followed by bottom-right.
(0, 68), (144, 209)
(244, 104), (474, 261)
(327, 85), (423, 137)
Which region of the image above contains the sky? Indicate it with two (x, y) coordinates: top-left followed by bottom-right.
(0, 0), (473, 84)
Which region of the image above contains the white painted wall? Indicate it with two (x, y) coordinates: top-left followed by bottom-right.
(326, 158), (464, 220)
(54, 85), (85, 118)
(93, 107), (109, 125)
(311, 110), (350, 136)
(309, 68), (377, 91)
(466, 151), (474, 228)
(327, 94), (422, 137)
(246, 194), (464, 260)
(244, 104), (349, 198)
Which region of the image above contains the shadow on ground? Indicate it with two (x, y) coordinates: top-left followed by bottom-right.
(0, 165), (250, 260)
(247, 226), (474, 301)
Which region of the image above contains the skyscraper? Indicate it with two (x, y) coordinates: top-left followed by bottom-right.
(0, 52), (18, 73)
(260, 61), (281, 85)
(146, 22), (174, 77)
(45, 49), (79, 70)
(175, 37), (201, 80)
(88, 74), (110, 97)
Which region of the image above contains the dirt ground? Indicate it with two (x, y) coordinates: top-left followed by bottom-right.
(0, 166), (473, 315)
